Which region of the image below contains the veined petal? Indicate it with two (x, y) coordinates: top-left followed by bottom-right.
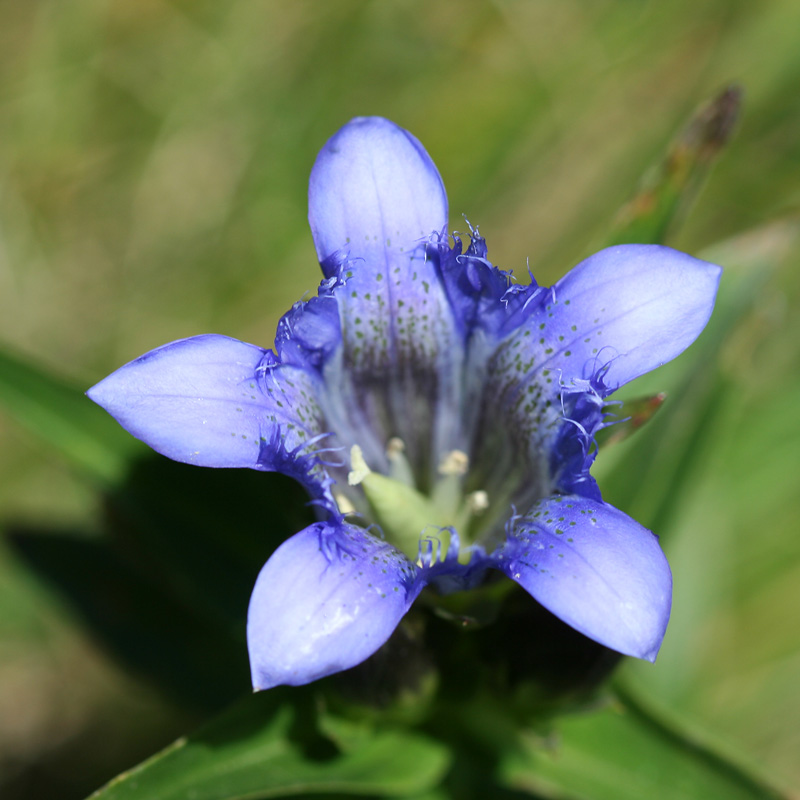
(247, 521), (422, 690)
(532, 245), (721, 392)
(303, 120), (468, 482)
(473, 245), (720, 499)
(275, 290), (342, 371)
(491, 495), (671, 661)
(306, 119), (480, 483)
(432, 232), (518, 338)
(323, 262), (466, 486)
(87, 334), (325, 472)
(308, 116), (448, 276)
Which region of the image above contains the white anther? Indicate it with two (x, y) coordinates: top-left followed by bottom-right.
(385, 437), (415, 486)
(386, 437), (406, 459)
(438, 449), (469, 477)
(334, 492), (356, 515)
(347, 445), (372, 486)
(466, 490), (489, 515)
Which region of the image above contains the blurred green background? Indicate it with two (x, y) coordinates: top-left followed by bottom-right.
(1, 1), (798, 797)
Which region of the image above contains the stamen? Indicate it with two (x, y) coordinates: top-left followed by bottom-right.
(386, 437), (405, 458)
(386, 437), (415, 486)
(438, 449), (469, 477)
(334, 492), (356, 515)
(432, 450), (469, 519)
(347, 444), (372, 486)
(451, 490), (491, 544)
(466, 490), (489, 515)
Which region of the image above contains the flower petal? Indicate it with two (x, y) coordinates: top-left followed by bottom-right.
(87, 334), (325, 471)
(308, 116), (448, 276)
(247, 521), (422, 689)
(491, 495), (671, 661)
(322, 263), (467, 487)
(303, 120), (466, 484)
(527, 245), (721, 392)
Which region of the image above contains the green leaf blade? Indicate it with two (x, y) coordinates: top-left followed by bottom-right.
(604, 86), (742, 247)
(500, 683), (788, 800)
(0, 347), (146, 486)
(88, 694), (451, 800)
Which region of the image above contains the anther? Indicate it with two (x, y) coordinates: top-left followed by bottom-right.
(347, 445), (371, 486)
(466, 490), (489, 515)
(386, 437), (414, 486)
(386, 437), (405, 459)
(438, 449), (469, 477)
(334, 492), (356, 515)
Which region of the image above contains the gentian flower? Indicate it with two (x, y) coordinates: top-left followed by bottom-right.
(88, 117), (721, 691)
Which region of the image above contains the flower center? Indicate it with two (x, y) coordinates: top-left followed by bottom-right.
(338, 442), (490, 561)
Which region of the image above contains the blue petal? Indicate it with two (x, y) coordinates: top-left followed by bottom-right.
(530, 245), (722, 392)
(275, 290), (342, 371)
(87, 334), (326, 473)
(470, 245), (720, 502)
(304, 119), (468, 483)
(308, 116), (448, 277)
(431, 232), (517, 338)
(247, 520), (422, 689)
(321, 260), (468, 486)
(491, 495), (671, 661)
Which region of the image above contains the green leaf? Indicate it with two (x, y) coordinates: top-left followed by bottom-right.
(88, 692), (451, 800)
(0, 346), (146, 485)
(604, 86), (741, 247)
(499, 682), (788, 800)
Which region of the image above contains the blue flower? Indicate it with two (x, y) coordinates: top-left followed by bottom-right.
(88, 117), (721, 691)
